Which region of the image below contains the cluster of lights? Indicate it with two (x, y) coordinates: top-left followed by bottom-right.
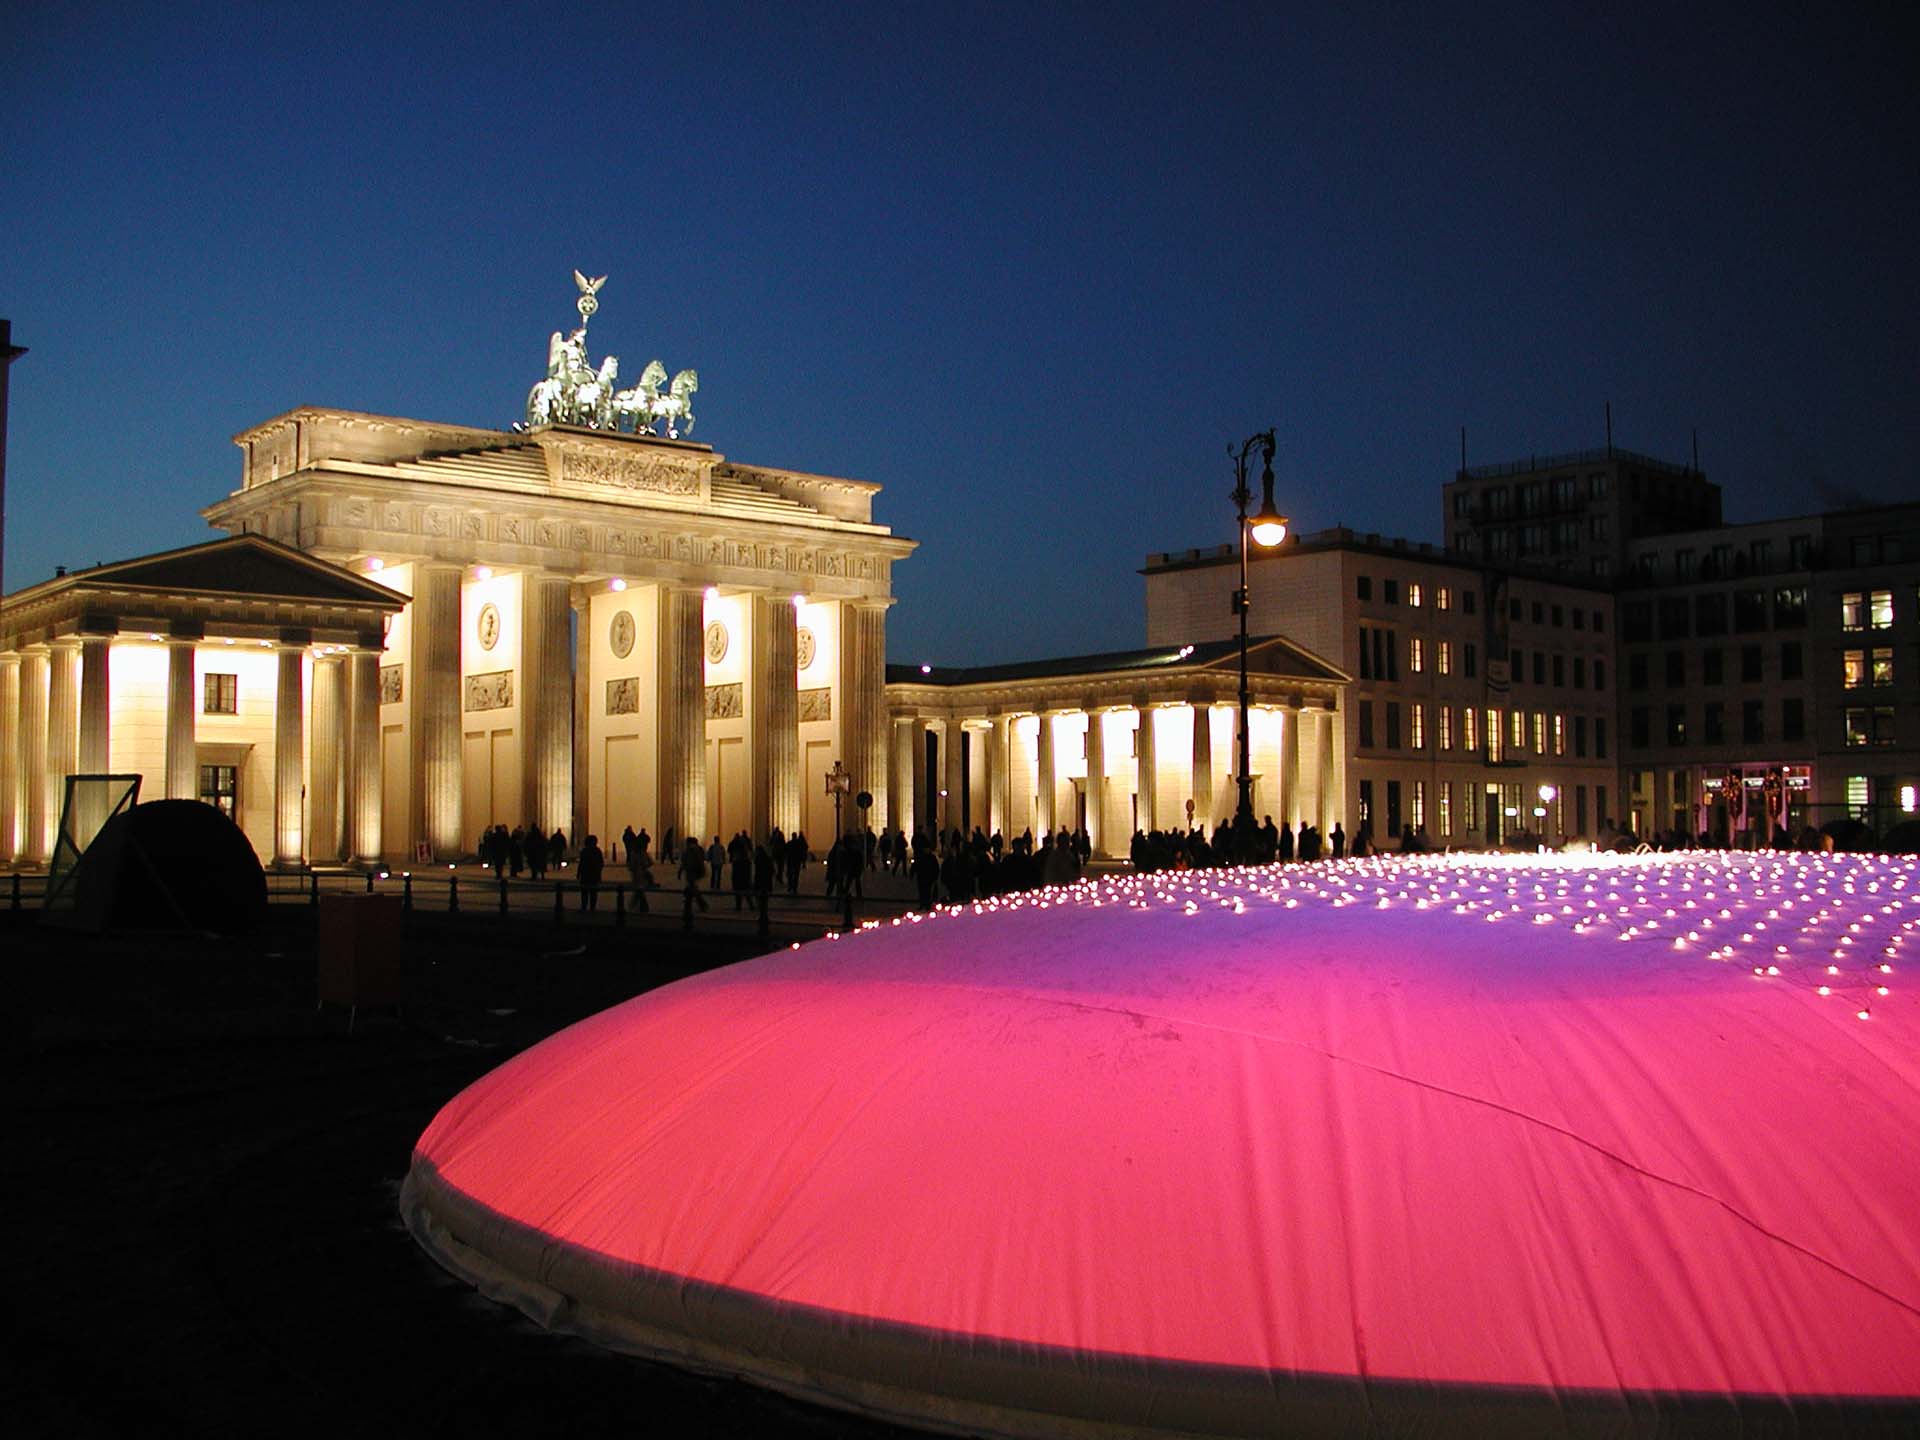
(799, 852), (1911, 1019)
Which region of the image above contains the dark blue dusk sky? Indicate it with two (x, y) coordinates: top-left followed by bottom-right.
(3, 2), (1915, 664)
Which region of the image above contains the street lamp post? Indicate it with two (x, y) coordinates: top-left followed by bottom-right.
(1228, 429), (1291, 860)
(826, 759), (853, 927)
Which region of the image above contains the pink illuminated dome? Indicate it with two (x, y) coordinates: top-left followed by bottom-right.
(404, 854), (1920, 1435)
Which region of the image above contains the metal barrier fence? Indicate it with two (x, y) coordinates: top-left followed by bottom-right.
(0, 865), (883, 935)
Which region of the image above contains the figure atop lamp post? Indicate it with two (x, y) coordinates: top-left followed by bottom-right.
(1229, 429), (1290, 860)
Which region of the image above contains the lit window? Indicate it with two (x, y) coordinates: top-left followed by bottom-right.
(1903, 785), (1918, 814)
(1408, 582), (1424, 608)
(1439, 705), (1454, 750)
(1436, 586), (1451, 612)
(1847, 775), (1869, 816)
(1439, 781), (1453, 835)
(1516, 710), (1531, 753)
(1486, 708), (1501, 762)
(1412, 781), (1426, 829)
(1872, 648), (1894, 687)
(1844, 649), (1866, 688)
(1464, 706), (1479, 754)
(1870, 590), (1894, 628)
(1552, 713), (1566, 756)
(1438, 640), (1452, 675)
(1842, 592), (1865, 630)
(202, 672), (238, 715)
(1409, 637), (1425, 673)
(1410, 703), (1426, 749)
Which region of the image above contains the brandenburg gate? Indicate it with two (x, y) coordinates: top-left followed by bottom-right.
(197, 276), (913, 862)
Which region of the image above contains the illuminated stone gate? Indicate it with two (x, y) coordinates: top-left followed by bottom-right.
(198, 405), (912, 862)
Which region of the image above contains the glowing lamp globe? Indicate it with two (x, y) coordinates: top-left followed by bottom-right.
(1249, 510), (1288, 548)
(404, 854), (1920, 1435)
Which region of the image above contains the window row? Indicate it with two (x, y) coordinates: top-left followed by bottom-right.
(1840, 590), (1896, 632)
(1626, 642), (1803, 690)
(1357, 776), (1611, 842)
(1622, 587), (1807, 642)
(1842, 648), (1895, 689)
(1506, 597), (1606, 632)
(1354, 576), (1473, 613)
(1506, 647), (1607, 691)
(1628, 698), (1808, 749)
(1356, 701), (1607, 760)
(1844, 708), (1897, 748)
(1359, 628), (1481, 681)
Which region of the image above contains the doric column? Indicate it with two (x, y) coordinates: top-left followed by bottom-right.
(0, 654), (18, 864)
(521, 573), (573, 836)
(273, 644), (305, 866)
(72, 633), (112, 845)
(348, 649), (382, 865)
(751, 592), (800, 840)
(940, 719), (964, 835)
(19, 648), (48, 862)
(1281, 703), (1302, 827)
(45, 639), (77, 845)
(411, 563), (463, 859)
(164, 640), (198, 800)
(1135, 704), (1157, 834)
(571, 591), (589, 841)
(77, 634), (110, 775)
(1316, 707), (1336, 832)
(1084, 709), (1107, 854)
(908, 718), (927, 838)
(308, 652), (347, 864)
(990, 714), (1011, 838)
(1036, 710), (1056, 838)
(1190, 701), (1213, 830)
(889, 717), (913, 838)
(657, 584), (706, 846)
(839, 601), (889, 834)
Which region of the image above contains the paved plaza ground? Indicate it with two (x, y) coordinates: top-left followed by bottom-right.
(6, 904), (921, 1437)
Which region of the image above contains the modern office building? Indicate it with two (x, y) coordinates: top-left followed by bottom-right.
(1614, 501), (1920, 838)
(1442, 447), (1721, 579)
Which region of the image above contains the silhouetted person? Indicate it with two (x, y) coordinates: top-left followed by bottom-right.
(577, 834), (604, 910)
(1330, 822), (1346, 859)
(679, 838), (709, 925)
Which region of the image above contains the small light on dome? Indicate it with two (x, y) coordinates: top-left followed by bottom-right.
(610, 577), (627, 592)
(921, 664), (932, 674)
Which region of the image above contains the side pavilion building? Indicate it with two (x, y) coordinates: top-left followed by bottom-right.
(884, 636), (1349, 856)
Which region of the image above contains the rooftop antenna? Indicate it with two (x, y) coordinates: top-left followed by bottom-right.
(1459, 425), (1467, 476)
(1604, 401), (1613, 458)
(1691, 427), (1699, 474)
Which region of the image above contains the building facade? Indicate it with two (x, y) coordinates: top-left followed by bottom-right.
(1144, 530), (1619, 848)
(1616, 503), (1920, 838)
(1443, 448), (1721, 580)
(196, 407), (914, 862)
(0, 536), (405, 867)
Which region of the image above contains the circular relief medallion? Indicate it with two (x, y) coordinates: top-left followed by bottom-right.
(609, 609), (635, 660)
(796, 626), (817, 671)
(705, 621), (729, 665)
(477, 603), (500, 652)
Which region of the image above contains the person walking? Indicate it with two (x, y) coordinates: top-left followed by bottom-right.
(731, 835), (752, 910)
(679, 838), (710, 925)
(576, 834), (604, 911)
